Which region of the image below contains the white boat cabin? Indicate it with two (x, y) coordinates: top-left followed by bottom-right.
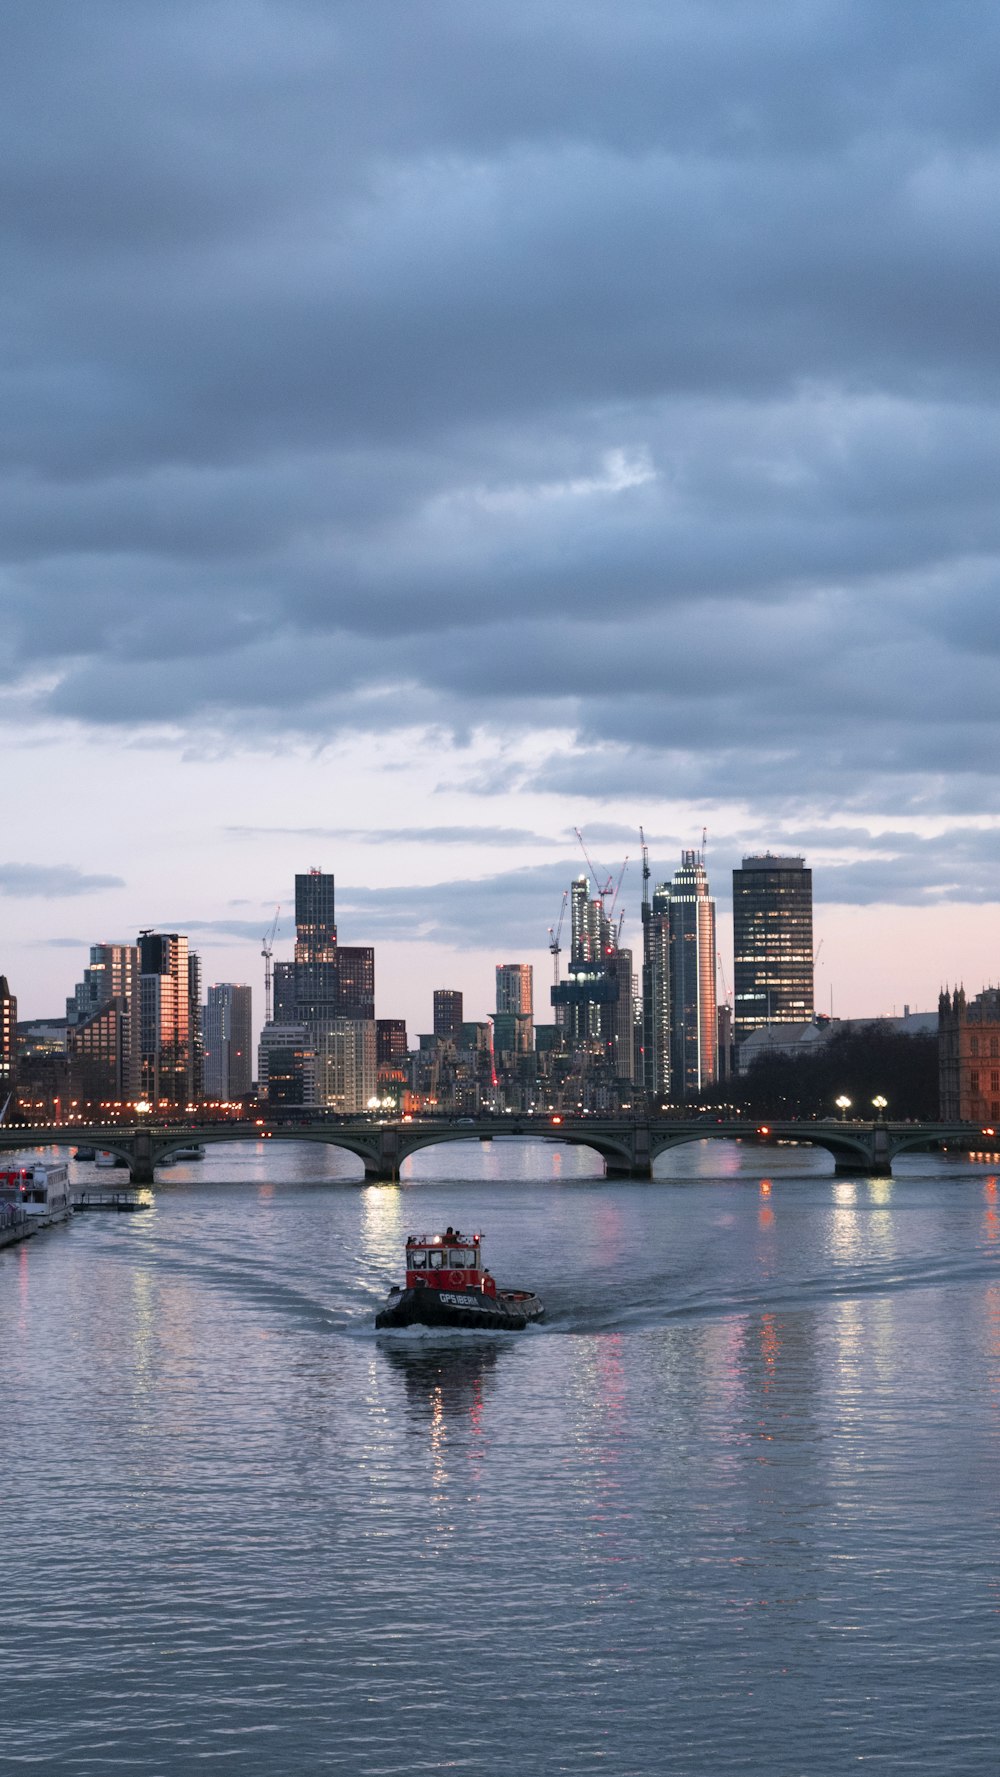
(0, 1162), (71, 1221)
(405, 1230), (496, 1296)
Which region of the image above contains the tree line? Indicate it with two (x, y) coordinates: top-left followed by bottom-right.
(710, 1022), (939, 1120)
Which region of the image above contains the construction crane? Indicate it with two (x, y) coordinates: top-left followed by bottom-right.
(608, 856), (630, 920)
(261, 905), (281, 1025)
(548, 890), (568, 987)
(717, 950), (732, 1009)
(573, 828), (614, 904)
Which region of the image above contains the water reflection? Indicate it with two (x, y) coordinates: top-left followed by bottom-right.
(378, 1336), (505, 1437)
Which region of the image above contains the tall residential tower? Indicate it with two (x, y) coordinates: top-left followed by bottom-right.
(667, 850), (717, 1099)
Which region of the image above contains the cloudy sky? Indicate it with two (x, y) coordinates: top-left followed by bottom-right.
(4, 0), (1000, 1037)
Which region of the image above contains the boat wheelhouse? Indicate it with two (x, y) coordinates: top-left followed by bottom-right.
(404, 1229), (496, 1297)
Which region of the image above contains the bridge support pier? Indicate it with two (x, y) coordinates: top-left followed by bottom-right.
(834, 1154), (893, 1177)
(366, 1129), (401, 1184)
(605, 1160), (654, 1180)
(129, 1133), (155, 1186)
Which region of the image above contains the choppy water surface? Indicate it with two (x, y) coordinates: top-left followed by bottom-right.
(4, 1137), (1000, 1774)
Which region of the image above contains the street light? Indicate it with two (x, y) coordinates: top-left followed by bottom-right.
(872, 1095), (888, 1120)
(836, 1095), (852, 1120)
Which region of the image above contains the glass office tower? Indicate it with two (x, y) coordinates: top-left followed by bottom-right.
(732, 854), (814, 1049)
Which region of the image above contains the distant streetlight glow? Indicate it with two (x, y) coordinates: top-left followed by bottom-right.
(836, 1095), (852, 1119)
(872, 1095), (888, 1119)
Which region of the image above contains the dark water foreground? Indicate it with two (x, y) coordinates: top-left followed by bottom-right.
(3, 1138), (1000, 1775)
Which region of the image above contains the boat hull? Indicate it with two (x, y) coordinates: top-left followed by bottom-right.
(376, 1283), (543, 1332)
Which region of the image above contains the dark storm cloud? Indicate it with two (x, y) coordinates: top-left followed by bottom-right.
(5, 2), (1000, 831)
(0, 865), (125, 898)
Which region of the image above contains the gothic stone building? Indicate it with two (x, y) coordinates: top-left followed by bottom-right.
(939, 986), (1000, 1123)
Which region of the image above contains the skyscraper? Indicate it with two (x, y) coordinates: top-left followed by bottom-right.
(188, 951), (204, 1100)
(293, 869), (339, 1022)
(551, 876), (617, 1045)
(495, 964), (534, 1056)
(641, 868), (671, 1102)
(66, 942), (140, 1101)
(433, 989), (463, 1041)
(138, 933), (198, 1105)
(667, 850), (717, 1099)
(605, 948), (636, 1084)
(288, 868), (376, 1110)
(732, 855), (814, 1049)
(203, 983), (252, 1100)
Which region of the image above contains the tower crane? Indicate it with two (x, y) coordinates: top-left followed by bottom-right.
(261, 905), (281, 1025)
(717, 950), (732, 1009)
(574, 828), (614, 905)
(548, 890), (568, 987)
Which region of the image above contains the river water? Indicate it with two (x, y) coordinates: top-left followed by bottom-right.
(3, 1136), (1000, 1775)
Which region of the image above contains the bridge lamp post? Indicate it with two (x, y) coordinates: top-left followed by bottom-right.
(835, 1095), (852, 1120)
(872, 1095), (888, 1121)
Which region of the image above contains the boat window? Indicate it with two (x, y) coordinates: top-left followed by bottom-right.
(409, 1248), (427, 1268)
(451, 1249), (476, 1267)
(428, 1248), (444, 1268)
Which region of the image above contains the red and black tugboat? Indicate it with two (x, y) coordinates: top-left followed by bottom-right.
(375, 1228), (544, 1331)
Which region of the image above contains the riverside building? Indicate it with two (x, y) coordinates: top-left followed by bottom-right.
(0, 975), (16, 1107)
(203, 983), (252, 1101)
(732, 854), (814, 1050)
(138, 932), (202, 1106)
(939, 986), (1000, 1122)
(65, 942), (141, 1103)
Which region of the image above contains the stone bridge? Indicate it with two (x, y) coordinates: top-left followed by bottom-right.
(0, 1114), (990, 1182)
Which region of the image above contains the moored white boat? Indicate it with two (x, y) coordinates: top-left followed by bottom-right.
(0, 1161), (72, 1225)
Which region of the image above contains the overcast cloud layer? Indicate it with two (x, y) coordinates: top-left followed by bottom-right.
(4, 1), (1000, 1015)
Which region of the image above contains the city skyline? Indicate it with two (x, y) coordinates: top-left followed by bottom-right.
(5, 7), (1000, 1040)
(1, 828), (978, 1045)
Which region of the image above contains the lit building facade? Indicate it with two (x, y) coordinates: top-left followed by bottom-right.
(66, 942), (141, 1102)
(377, 1019), (408, 1066)
(641, 881), (671, 1102)
(606, 948), (636, 1085)
(0, 975), (16, 1107)
(258, 1022), (314, 1106)
(732, 855), (814, 1049)
(293, 869), (339, 1022)
(433, 990), (463, 1041)
(203, 983), (252, 1100)
(313, 1018), (377, 1113)
(138, 932), (199, 1106)
(495, 964), (534, 1055)
(551, 876), (617, 1046)
(668, 850), (717, 1099)
(272, 961), (296, 1022)
(939, 986), (1000, 1122)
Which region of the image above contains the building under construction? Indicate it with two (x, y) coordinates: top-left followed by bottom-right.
(551, 872), (636, 1103)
